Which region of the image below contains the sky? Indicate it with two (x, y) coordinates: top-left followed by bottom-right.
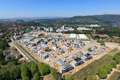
(0, 0), (120, 18)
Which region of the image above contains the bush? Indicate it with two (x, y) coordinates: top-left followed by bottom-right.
(65, 74), (72, 80)
(98, 69), (107, 79)
(111, 61), (117, 68)
(96, 64), (111, 79)
(87, 75), (93, 80)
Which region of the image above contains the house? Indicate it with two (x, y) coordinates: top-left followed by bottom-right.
(78, 52), (84, 57)
(22, 41), (30, 46)
(58, 59), (74, 73)
(80, 42), (85, 47)
(88, 46), (97, 51)
(56, 29), (63, 33)
(32, 33), (42, 37)
(74, 44), (79, 47)
(50, 28), (53, 32)
(93, 34), (107, 38)
(3, 49), (11, 56)
(38, 52), (49, 59)
(73, 57), (84, 67)
(5, 47), (21, 60)
(83, 53), (92, 61)
(13, 35), (22, 40)
(24, 37), (34, 41)
(77, 27), (92, 31)
(70, 34), (76, 38)
(41, 44), (47, 48)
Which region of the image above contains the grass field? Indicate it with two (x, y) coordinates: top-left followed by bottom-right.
(108, 71), (120, 80)
(109, 48), (118, 54)
(72, 54), (114, 80)
(118, 66), (120, 70)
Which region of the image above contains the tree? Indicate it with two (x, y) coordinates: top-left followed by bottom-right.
(51, 68), (57, 77)
(105, 64), (112, 74)
(22, 77), (30, 80)
(111, 61), (117, 68)
(87, 75), (93, 80)
(54, 73), (61, 80)
(21, 64), (31, 79)
(9, 65), (21, 79)
(114, 53), (120, 63)
(33, 72), (40, 80)
(7, 61), (16, 67)
(96, 67), (100, 75)
(98, 69), (107, 79)
(65, 74), (72, 80)
(38, 62), (50, 76)
(0, 69), (11, 80)
(31, 62), (38, 75)
(0, 51), (4, 61)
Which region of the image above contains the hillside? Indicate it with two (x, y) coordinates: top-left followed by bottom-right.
(1, 14), (120, 27)
(33, 14), (120, 27)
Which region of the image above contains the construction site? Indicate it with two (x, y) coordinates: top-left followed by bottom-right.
(13, 31), (115, 74)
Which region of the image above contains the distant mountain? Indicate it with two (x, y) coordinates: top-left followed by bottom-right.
(94, 14), (120, 22)
(1, 14), (120, 27)
(0, 16), (68, 20)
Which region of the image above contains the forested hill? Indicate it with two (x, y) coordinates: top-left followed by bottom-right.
(1, 14), (120, 27)
(33, 14), (120, 27)
(94, 14), (120, 22)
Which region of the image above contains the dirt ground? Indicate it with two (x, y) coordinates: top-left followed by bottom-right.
(43, 74), (55, 80)
(65, 42), (119, 75)
(19, 37), (120, 76)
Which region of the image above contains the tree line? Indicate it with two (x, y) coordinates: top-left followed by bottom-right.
(96, 52), (120, 79)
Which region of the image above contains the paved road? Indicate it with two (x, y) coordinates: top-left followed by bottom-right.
(14, 42), (35, 61)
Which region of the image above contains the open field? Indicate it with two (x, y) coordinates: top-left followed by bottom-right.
(72, 42), (120, 80)
(72, 54), (114, 80)
(108, 71), (120, 80)
(109, 48), (118, 54)
(118, 66), (120, 70)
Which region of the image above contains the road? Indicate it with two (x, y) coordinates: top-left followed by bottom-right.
(14, 42), (36, 61)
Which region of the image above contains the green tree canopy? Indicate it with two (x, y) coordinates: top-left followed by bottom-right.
(9, 65), (21, 79)
(111, 61), (117, 68)
(50, 68), (57, 77)
(38, 62), (50, 76)
(21, 64), (31, 79)
(30, 62), (38, 75)
(33, 72), (40, 80)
